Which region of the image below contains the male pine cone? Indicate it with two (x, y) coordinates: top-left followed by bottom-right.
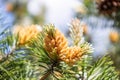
(44, 29), (68, 60)
(14, 25), (41, 45)
(44, 26), (85, 65)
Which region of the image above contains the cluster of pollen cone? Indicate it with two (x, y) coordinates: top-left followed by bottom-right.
(14, 21), (87, 65)
(44, 25), (84, 65)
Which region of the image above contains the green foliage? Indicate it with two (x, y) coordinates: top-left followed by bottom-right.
(83, 0), (96, 15)
(88, 56), (119, 80)
(0, 59), (34, 80)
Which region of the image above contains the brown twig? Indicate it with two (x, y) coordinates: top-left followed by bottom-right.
(40, 70), (51, 80)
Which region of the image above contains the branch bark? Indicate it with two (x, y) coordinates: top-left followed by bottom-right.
(40, 70), (51, 80)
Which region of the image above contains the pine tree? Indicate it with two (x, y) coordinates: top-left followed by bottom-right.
(0, 15), (119, 80)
